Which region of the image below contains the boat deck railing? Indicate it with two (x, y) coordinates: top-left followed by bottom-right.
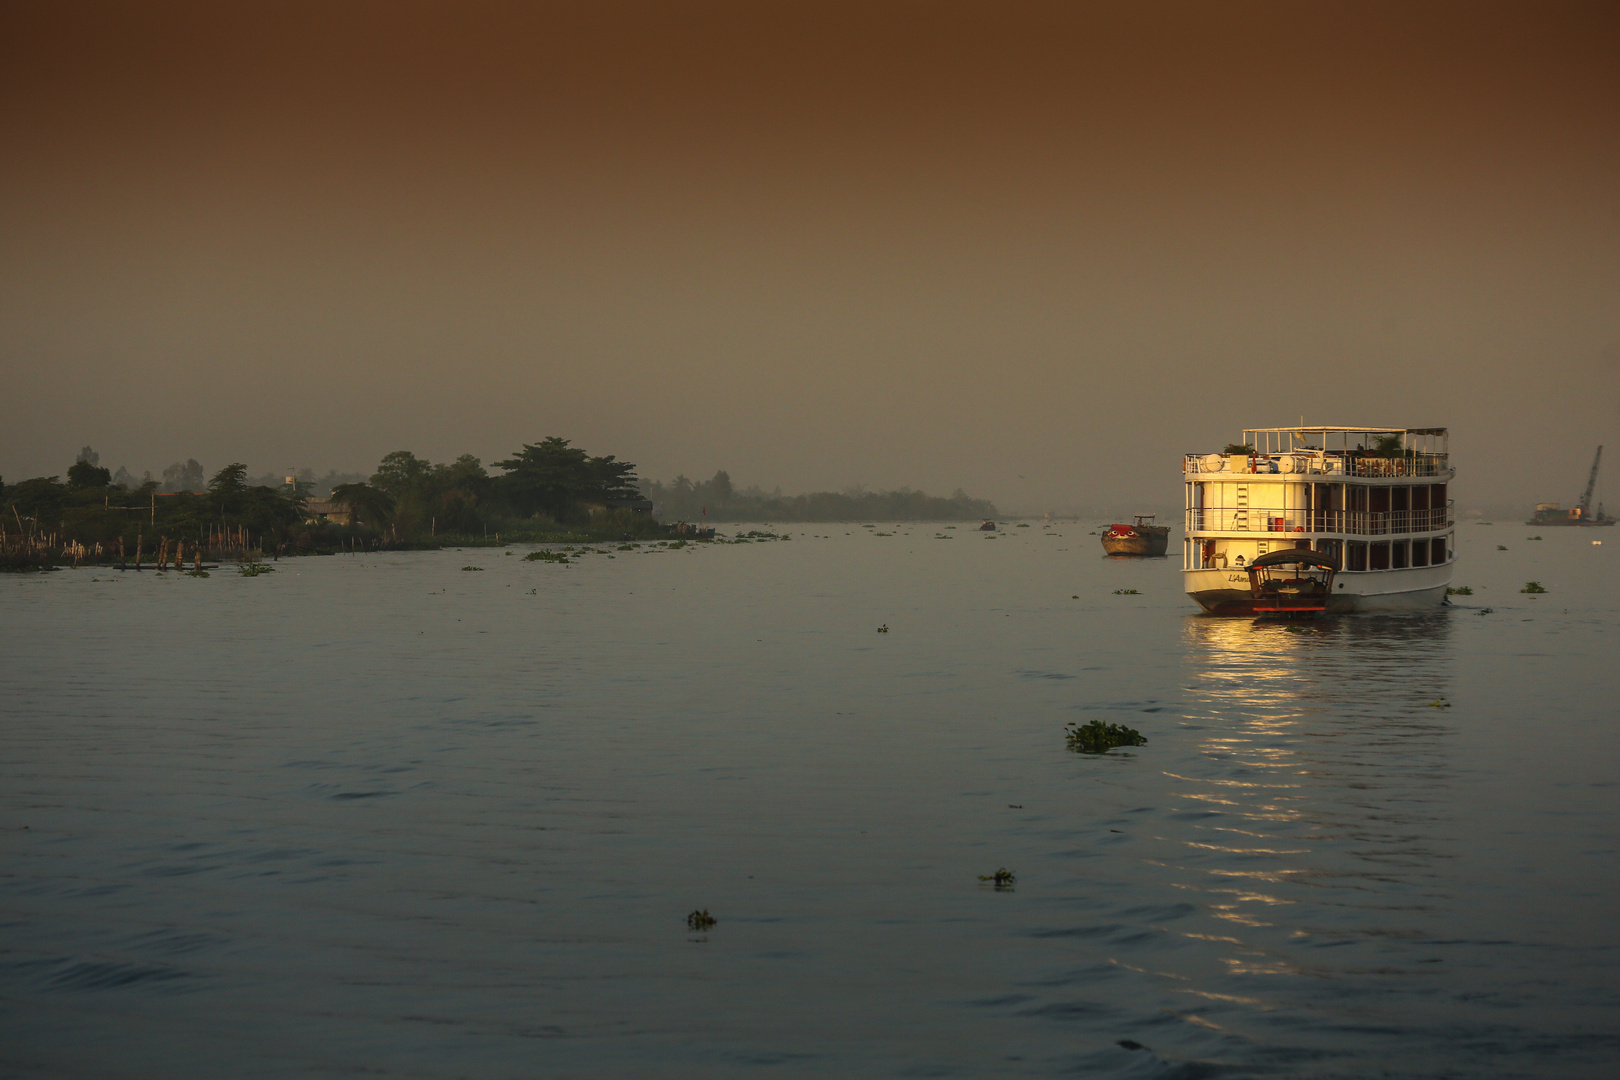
(1187, 508), (1454, 535)
(1183, 453), (1450, 478)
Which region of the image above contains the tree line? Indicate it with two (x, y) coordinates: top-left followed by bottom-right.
(1, 437), (649, 554)
(3, 438), (999, 562)
(642, 471), (998, 522)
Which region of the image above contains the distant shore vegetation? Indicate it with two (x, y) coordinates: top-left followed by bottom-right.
(2, 440), (996, 568)
(642, 470), (997, 523)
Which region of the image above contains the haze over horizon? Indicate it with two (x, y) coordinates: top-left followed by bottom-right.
(3, 1), (1617, 513)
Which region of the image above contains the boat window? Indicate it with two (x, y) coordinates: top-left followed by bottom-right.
(1411, 539), (1429, 566)
(1392, 540), (1410, 569)
(1432, 536), (1448, 564)
(1370, 542), (1390, 570)
(1347, 542), (1368, 571)
(1370, 487), (1390, 513)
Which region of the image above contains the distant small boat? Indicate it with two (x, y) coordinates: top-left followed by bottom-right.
(1102, 515), (1169, 556)
(979, 520), (997, 531)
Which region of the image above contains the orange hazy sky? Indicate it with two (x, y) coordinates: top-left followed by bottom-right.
(3, 1), (1617, 510)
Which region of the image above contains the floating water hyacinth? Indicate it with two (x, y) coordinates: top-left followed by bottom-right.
(977, 868), (1016, 889)
(1446, 586), (1473, 595)
(1521, 581), (1547, 593)
(1113, 588), (1140, 595)
(686, 909), (716, 931)
(524, 551), (570, 563)
(460, 566), (483, 571)
(238, 563), (274, 576)
(1065, 720), (1147, 755)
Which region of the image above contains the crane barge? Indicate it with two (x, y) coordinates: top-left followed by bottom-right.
(1528, 446), (1615, 526)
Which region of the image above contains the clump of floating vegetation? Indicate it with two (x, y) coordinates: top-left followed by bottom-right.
(1497, 545), (1508, 551)
(1446, 586), (1473, 595)
(187, 569), (210, 578)
(876, 624), (889, 633)
(977, 868), (1016, 889)
(686, 909), (716, 931)
(1478, 607), (1494, 615)
(1527, 535), (1543, 541)
(460, 565), (484, 572)
(1521, 581), (1547, 593)
(524, 550), (570, 563)
(1065, 720), (1147, 755)
(1113, 588), (1140, 595)
(1429, 699), (1451, 708)
(237, 563), (274, 577)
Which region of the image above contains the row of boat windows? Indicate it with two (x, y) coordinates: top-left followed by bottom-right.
(1191, 482), (1448, 512)
(1344, 537), (1451, 571)
(1194, 535), (1452, 571)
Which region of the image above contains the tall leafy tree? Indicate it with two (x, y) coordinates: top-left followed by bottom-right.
(162, 459), (205, 493)
(209, 463), (249, 495)
(330, 483), (395, 529)
(494, 437), (640, 521)
(371, 451), (433, 499)
(67, 460), (112, 489)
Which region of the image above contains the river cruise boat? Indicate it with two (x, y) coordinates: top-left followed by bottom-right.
(1183, 426), (1454, 614)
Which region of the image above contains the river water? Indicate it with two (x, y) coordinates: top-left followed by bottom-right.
(2, 522), (1616, 1078)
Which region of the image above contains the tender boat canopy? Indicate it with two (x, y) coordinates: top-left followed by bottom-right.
(1249, 548), (1341, 572)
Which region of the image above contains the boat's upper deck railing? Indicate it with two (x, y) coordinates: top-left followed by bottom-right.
(1248, 426), (1447, 455)
(1184, 452), (1451, 478)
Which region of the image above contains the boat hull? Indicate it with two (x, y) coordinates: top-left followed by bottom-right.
(1523, 518), (1614, 526)
(1183, 563), (1452, 615)
(1101, 528), (1170, 556)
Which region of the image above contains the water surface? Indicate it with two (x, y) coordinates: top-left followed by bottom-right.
(3, 523), (1616, 1078)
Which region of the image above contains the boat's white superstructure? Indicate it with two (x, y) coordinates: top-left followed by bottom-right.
(1182, 427), (1454, 614)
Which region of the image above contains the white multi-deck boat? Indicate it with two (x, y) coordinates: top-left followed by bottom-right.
(1182, 427), (1454, 614)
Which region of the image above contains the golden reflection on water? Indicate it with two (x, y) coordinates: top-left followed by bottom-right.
(1165, 612), (1457, 996)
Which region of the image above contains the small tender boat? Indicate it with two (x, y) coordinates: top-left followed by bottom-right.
(979, 519), (997, 531)
(1247, 548), (1338, 617)
(1101, 515), (1170, 556)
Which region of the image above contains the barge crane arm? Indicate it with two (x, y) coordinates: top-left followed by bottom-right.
(1578, 446), (1603, 517)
